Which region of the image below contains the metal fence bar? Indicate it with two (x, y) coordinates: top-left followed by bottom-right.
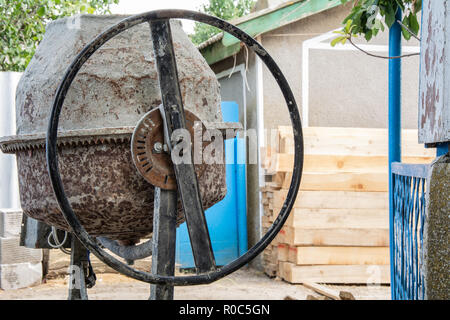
(391, 162), (428, 300)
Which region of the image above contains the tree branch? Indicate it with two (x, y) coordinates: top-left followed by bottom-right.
(348, 37), (420, 60)
(396, 19), (421, 41)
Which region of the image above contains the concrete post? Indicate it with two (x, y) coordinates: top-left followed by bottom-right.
(423, 154), (449, 300)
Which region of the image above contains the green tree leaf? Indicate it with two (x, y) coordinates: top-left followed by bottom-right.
(331, 36), (344, 47)
(333, 0), (422, 46)
(0, 0), (119, 71)
(409, 13), (420, 35)
(190, 0), (255, 45)
(37, 6), (46, 17)
(401, 15), (411, 40)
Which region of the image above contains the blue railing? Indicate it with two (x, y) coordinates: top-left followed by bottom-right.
(391, 162), (429, 300)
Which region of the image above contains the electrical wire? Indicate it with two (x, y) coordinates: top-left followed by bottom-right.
(47, 227), (71, 254)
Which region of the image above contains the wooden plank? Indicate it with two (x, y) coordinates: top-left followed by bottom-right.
(293, 172), (388, 192)
(263, 262), (278, 278)
(280, 136), (295, 154)
(263, 245), (277, 265)
(271, 153), (433, 173)
(302, 281), (341, 300)
(260, 146), (274, 170)
(275, 172), (389, 191)
(279, 227), (389, 247)
(279, 262), (390, 284)
(288, 246), (390, 265)
(275, 127), (435, 157)
(277, 244), (289, 262)
(275, 207), (388, 229)
(270, 232), (281, 246)
(266, 172), (285, 189)
(273, 190), (389, 209)
(303, 138), (431, 157)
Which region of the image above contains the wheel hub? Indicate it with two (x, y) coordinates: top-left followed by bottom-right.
(131, 108), (207, 190)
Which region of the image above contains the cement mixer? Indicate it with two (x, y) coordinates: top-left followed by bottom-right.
(0, 10), (304, 300)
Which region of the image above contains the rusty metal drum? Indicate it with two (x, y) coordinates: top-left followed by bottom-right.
(0, 15), (227, 241)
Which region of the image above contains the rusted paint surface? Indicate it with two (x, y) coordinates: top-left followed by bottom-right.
(15, 139), (225, 241)
(419, 0), (450, 144)
(131, 109), (211, 190)
(5, 15), (227, 241)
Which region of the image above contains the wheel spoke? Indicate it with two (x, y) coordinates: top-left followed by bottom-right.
(149, 19), (216, 273)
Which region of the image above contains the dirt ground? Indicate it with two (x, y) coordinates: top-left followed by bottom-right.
(0, 266), (390, 300)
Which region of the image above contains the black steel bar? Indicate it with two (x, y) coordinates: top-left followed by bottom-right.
(149, 19), (216, 273)
(68, 236), (89, 300)
(96, 237), (152, 262)
(46, 10), (304, 286)
(150, 187), (178, 300)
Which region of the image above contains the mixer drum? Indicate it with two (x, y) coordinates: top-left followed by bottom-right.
(1, 15), (227, 241)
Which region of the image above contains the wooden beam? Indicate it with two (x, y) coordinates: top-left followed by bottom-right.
(288, 246), (390, 265)
(277, 243), (289, 262)
(296, 172), (389, 192)
(274, 127), (435, 157)
(302, 281), (341, 300)
(275, 207), (388, 229)
(273, 190), (389, 210)
(279, 262), (390, 284)
(279, 227), (389, 247)
(269, 153), (433, 173)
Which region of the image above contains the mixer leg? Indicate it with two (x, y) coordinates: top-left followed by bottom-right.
(68, 236), (89, 300)
(150, 187), (178, 300)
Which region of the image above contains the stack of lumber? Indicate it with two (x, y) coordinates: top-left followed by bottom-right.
(261, 126), (434, 284)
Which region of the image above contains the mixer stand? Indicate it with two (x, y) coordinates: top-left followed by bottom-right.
(68, 237), (96, 300)
(149, 188), (178, 300)
(67, 187), (178, 300)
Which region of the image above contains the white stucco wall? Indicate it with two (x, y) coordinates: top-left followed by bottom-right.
(0, 72), (22, 209)
(260, 3), (421, 130)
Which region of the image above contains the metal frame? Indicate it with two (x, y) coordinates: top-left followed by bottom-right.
(391, 162), (428, 300)
(46, 10), (304, 286)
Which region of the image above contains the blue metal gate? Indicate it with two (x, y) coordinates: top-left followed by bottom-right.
(391, 163), (429, 300)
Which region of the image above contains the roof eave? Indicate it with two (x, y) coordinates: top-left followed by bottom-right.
(198, 0), (345, 65)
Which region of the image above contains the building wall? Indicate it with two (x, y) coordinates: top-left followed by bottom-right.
(0, 72), (21, 209)
(308, 45), (419, 129)
(260, 2), (420, 130)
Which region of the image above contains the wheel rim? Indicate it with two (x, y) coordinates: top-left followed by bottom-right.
(46, 9), (304, 285)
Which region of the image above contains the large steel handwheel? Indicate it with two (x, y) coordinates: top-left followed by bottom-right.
(46, 10), (304, 286)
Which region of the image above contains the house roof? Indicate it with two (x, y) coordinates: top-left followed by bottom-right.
(198, 0), (345, 65)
